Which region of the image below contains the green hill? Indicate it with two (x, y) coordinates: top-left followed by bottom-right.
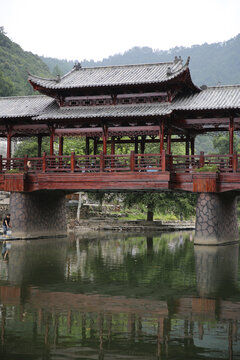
(41, 33), (240, 87)
(0, 27), (52, 96)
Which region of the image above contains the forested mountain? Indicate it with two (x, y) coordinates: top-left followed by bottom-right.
(0, 27), (240, 96)
(0, 27), (52, 96)
(42, 34), (240, 87)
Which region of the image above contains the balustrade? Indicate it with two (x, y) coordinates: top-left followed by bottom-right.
(0, 151), (238, 174)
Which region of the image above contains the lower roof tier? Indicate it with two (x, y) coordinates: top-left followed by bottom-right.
(0, 85), (239, 136)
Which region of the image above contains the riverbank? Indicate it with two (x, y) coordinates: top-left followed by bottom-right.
(71, 218), (195, 234)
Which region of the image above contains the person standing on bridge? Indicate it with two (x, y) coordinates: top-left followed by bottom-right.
(2, 213), (11, 236)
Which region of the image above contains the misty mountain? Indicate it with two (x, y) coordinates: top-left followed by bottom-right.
(42, 34), (240, 87)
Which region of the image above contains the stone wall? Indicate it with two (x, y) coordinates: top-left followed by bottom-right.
(195, 192), (239, 245)
(10, 191), (67, 239)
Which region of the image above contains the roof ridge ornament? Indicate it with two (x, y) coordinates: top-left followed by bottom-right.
(74, 61), (82, 70)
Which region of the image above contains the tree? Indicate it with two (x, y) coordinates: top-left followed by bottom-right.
(122, 191), (196, 221)
(0, 70), (15, 96)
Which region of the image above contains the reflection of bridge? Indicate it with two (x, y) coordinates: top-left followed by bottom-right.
(0, 285), (239, 358)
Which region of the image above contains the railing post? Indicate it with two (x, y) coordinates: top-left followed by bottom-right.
(24, 154), (28, 172)
(71, 152), (75, 173)
(130, 151), (135, 171)
(233, 151), (238, 172)
(100, 152), (105, 172)
(0, 155), (2, 173)
(199, 151), (205, 168)
(161, 150), (166, 171)
(42, 152), (46, 173)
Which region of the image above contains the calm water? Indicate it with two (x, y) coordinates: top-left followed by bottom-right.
(0, 232), (240, 359)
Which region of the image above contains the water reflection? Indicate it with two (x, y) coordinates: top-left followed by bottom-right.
(194, 244), (239, 297)
(0, 232), (239, 360)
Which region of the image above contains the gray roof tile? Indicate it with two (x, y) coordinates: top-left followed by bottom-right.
(0, 95), (54, 118)
(173, 85), (240, 111)
(28, 60), (189, 89)
(34, 102), (171, 120)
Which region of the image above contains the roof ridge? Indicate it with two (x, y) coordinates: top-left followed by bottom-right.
(205, 84), (240, 89)
(79, 61), (174, 71)
(0, 95), (49, 100)
(28, 73), (58, 82)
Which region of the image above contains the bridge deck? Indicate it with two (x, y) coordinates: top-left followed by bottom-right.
(1, 152), (240, 192)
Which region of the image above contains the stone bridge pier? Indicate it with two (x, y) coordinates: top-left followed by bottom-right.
(10, 191), (67, 239)
(195, 192), (239, 245)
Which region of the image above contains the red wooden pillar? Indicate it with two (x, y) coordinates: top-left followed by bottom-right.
(94, 138), (98, 155)
(159, 121), (164, 154)
(191, 137), (195, 155)
(167, 129), (172, 155)
(135, 137), (138, 154)
(38, 135), (42, 157)
(50, 130), (54, 156)
(111, 136), (115, 170)
(6, 131), (12, 170)
(229, 116), (234, 155)
(7, 131), (12, 159)
(102, 125), (108, 155)
(58, 136), (63, 156)
(140, 136), (145, 154)
(86, 137), (90, 155)
(58, 135), (63, 168)
(185, 135), (190, 156)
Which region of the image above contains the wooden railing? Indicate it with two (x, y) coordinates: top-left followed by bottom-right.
(0, 151), (239, 174)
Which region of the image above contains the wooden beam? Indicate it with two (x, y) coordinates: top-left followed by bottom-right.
(172, 117), (240, 127)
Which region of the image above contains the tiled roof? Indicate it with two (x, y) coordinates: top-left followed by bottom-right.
(34, 102), (172, 120)
(28, 58), (189, 89)
(0, 84), (240, 123)
(173, 85), (240, 111)
(0, 95), (54, 118)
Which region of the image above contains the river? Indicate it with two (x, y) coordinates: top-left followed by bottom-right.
(0, 231), (239, 359)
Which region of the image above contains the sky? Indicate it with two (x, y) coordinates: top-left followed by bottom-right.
(0, 0), (240, 61)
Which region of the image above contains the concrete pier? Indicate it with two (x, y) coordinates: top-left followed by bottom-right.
(195, 192), (239, 245)
(10, 191), (67, 239)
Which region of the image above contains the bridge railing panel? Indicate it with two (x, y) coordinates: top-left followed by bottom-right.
(1, 158), (25, 172)
(170, 154), (234, 173)
(104, 154), (131, 172)
(134, 154), (162, 172)
(45, 155), (71, 172)
(74, 155), (101, 172)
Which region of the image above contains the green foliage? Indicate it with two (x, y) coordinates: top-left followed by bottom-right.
(14, 138), (50, 157)
(123, 191), (196, 219)
(0, 31), (52, 96)
(213, 133), (240, 154)
(195, 165), (218, 172)
(6, 168), (21, 173)
(0, 69), (15, 96)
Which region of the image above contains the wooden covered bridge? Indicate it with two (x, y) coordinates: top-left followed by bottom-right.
(0, 57), (240, 242)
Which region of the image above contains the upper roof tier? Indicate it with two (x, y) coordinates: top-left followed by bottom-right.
(28, 57), (199, 96)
